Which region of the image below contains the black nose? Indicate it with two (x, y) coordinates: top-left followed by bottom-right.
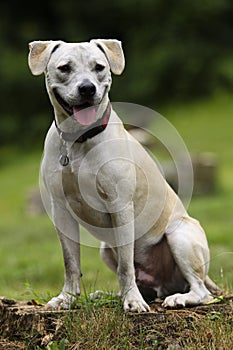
(78, 80), (96, 97)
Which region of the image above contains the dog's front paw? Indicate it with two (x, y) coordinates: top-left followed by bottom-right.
(45, 292), (76, 310)
(123, 289), (150, 313)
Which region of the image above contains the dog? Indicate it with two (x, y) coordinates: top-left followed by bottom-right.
(28, 39), (220, 312)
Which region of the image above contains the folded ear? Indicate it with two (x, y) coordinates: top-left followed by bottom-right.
(28, 40), (63, 75)
(91, 39), (125, 75)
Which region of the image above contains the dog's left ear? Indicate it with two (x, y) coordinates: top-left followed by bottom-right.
(91, 39), (125, 75)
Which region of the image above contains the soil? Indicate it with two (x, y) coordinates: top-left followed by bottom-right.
(0, 296), (232, 349)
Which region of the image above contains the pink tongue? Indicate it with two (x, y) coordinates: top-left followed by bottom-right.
(73, 106), (97, 126)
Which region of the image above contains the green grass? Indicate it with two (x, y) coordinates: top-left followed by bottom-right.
(0, 92), (232, 301)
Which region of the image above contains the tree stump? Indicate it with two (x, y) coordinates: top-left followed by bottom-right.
(0, 296), (232, 349)
(0, 297), (69, 348)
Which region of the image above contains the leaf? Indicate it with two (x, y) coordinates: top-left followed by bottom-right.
(206, 295), (225, 305)
(31, 299), (44, 306)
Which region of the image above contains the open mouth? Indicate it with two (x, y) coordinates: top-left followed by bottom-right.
(54, 90), (98, 126)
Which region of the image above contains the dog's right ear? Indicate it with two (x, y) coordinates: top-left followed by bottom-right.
(28, 40), (63, 75)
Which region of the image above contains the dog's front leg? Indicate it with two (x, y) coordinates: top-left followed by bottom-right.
(45, 202), (81, 310)
(111, 202), (150, 312)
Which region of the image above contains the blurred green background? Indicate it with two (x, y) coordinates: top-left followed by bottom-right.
(0, 0), (232, 300)
(1, 0), (233, 146)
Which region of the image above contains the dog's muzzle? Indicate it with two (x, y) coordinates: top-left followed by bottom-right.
(53, 86), (99, 126)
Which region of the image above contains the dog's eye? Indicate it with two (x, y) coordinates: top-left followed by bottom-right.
(57, 64), (71, 73)
(95, 63), (105, 72)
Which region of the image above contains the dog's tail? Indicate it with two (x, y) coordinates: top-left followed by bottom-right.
(205, 275), (222, 296)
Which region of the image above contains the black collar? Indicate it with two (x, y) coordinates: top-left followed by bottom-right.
(55, 102), (111, 143)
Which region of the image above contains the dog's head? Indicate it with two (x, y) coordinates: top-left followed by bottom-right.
(28, 39), (125, 125)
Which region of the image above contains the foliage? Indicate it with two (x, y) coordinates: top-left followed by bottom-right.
(0, 1), (233, 145)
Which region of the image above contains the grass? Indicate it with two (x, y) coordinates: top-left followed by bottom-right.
(0, 92), (233, 348)
(3, 294), (232, 349)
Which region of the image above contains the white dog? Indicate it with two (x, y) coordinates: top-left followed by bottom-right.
(28, 39), (220, 312)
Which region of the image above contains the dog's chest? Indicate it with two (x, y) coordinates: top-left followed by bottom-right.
(61, 161), (112, 228)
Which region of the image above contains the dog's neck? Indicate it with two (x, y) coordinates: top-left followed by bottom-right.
(54, 101), (111, 143)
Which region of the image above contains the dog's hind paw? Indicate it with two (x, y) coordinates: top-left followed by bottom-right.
(89, 290), (108, 300)
(162, 293), (186, 308)
(162, 291), (213, 308)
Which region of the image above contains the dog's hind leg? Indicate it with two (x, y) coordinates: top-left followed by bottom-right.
(163, 217), (214, 307)
(100, 242), (118, 273)
(45, 202), (81, 310)
(89, 242), (119, 300)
